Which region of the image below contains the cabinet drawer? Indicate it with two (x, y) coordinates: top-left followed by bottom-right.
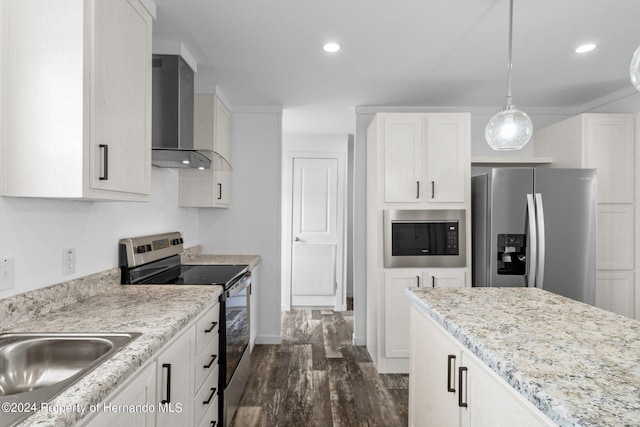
(194, 365), (219, 426)
(197, 397), (219, 427)
(194, 337), (219, 392)
(195, 304), (220, 355)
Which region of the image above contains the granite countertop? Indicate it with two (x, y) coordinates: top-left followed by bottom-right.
(407, 287), (640, 427)
(3, 284), (223, 427)
(185, 253), (261, 270)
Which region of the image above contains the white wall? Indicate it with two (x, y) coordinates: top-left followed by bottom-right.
(199, 107), (283, 344)
(0, 168), (200, 298)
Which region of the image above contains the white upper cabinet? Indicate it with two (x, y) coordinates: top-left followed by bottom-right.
(180, 92), (232, 207)
(383, 117), (423, 203)
(379, 114), (468, 206)
(1, 0), (153, 201)
(425, 115), (467, 203)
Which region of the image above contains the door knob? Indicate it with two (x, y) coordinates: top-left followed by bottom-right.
(294, 237), (300, 241)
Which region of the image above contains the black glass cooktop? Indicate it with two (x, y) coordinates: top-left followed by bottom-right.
(138, 264), (248, 288)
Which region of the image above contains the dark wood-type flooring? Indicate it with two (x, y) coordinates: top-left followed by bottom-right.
(230, 307), (409, 426)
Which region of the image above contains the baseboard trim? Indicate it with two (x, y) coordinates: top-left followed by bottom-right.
(255, 334), (282, 345)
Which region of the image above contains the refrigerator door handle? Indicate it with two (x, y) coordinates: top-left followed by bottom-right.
(526, 194), (537, 287)
(535, 193), (546, 288)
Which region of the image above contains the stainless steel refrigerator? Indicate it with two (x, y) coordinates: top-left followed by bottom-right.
(472, 167), (596, 305)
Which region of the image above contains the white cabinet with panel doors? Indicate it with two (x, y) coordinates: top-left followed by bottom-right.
(180, 92), (232, 207)
(381, 269), (466, 372)
(366, 112), (471, 374)
(380, 114), (468, 205)
(0, 0), (153, 201)
(534, 113), (638, 319)
(409, 307), (555, 427)
(80, 301), (220, 427)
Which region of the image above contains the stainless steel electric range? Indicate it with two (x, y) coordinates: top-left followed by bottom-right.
(119, 232), (250, 427)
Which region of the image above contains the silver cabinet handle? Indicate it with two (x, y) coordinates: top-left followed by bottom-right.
(217, 183), (222, 200)
(416, 181), (420, 199)
(431, 181), (435, 199)
(294, 237), (300, 242)
(99, 144), (109, 180)
(416, 275), (420, 287)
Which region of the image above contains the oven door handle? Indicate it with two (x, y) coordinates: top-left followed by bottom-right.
(226, 275), (251, 298)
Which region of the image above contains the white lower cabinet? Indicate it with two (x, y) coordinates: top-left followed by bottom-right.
(409, 307), (555, 427)
(89, 362), (157, 427)
(83, 301), (219, 427)
(382, 269), (466, 372)
(156, 326), (194, 427)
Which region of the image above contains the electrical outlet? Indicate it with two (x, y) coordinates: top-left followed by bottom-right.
(0, 258), (14, 291)
(62, 248), (75, 276)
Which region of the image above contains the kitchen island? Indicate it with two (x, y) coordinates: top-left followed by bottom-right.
(407, 287), (640, 426)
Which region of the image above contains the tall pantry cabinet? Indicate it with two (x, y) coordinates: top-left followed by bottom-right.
(366, 113), (471, 373)
(0, 0), (153, 201)
(534, 113), (639, 320)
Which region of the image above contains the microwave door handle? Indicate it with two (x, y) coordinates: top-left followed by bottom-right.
(526, 194), (537, 288)
(535, 193), (546, 289)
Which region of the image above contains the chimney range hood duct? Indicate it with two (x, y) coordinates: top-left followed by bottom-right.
(151, 54), (231, 171)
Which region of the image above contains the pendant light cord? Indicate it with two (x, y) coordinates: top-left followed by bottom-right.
(505, 0), (514, 108)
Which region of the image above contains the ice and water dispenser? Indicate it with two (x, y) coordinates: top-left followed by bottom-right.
(496, 234), (526, 275)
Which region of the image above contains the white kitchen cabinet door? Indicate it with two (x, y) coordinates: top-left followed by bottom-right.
(2, 0), (152, 201)
(180, 92), (232, 207)
(462, 355), (555, 427)
(426, 269), (467, 289)
(89, 362), (156, 427)
(583, 115), (635, 204)
(383, 117), (423, 203)
(596, 271), (635, 318)
(90, 0), (152, 196)
(424, 115), (467, 203)
(156, 325), (194, 427)
(409, 307), (460, 427)
(384, 271), (420, 358)
(596, 204), (635, 270)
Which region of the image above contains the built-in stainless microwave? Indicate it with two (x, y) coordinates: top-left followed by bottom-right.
(383, 209), (466, 268)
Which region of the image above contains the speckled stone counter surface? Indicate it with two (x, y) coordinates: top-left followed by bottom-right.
(407, 287), (640, 427)
(2, 284), (223, 427)
(186, 253), (262, 270)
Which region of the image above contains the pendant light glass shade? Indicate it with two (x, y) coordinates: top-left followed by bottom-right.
(630, 46), (640, 91)
(485, 0), (532, 151)
(486, 105), (532, 150)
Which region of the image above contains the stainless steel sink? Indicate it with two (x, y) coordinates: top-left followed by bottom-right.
(0, 332), (141, 426)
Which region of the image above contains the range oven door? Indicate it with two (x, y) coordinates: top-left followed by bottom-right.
(221, 273), (251, 426)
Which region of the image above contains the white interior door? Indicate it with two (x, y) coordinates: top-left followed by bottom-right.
(291, 158), (339, 307)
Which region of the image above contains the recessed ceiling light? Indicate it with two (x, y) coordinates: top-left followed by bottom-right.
(323, 42), (341, 53)
(575, 43), (596, 54)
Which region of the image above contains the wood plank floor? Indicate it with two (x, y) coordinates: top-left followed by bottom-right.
(230, 308), (409, 426)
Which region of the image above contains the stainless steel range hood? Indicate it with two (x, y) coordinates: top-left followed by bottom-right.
(151, 54), (231, 171)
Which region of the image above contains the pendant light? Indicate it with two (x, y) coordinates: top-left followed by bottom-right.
(485, 0), (532, 151)
(630, 46), (640, 91)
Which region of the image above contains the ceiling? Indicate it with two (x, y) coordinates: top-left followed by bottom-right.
(151, 0), (640, 134)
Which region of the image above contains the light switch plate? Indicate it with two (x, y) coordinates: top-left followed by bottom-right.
(0, 258), (14, 291)
(62, 248), (75, 276)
